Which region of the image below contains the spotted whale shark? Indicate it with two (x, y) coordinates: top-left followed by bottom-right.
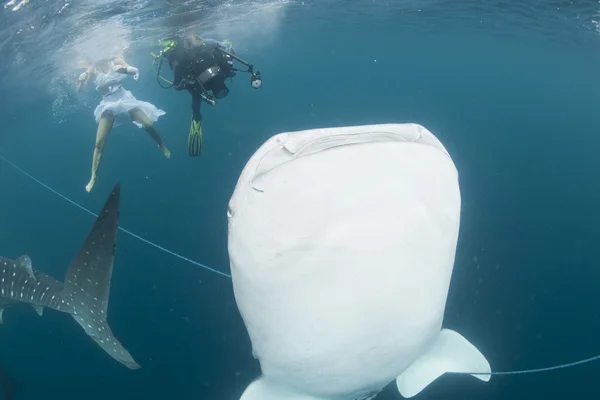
(0, 183), (139, 369)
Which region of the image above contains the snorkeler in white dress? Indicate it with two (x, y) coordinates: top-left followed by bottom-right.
(77, 57), (170, 193)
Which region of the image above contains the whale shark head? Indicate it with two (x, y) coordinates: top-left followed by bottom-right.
(0, 183), (139, 369)
(228, 124), (491, 400)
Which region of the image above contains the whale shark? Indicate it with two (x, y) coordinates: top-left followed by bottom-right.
(0, 183), (139, 369)
(228, 123), (491, 400)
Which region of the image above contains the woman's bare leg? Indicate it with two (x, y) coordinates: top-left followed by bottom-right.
(129, 108), (171, 159)
(86, 112), (114, 193)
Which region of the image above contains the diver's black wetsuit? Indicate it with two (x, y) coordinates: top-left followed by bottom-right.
(164, 37), (234, 123)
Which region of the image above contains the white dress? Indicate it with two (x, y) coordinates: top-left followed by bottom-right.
(92, 63), (165, 128)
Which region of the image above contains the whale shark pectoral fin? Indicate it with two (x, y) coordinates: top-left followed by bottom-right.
(396, 328), (491, 398)
(32, 305), (43, 316)
(240, 377), (327, 400)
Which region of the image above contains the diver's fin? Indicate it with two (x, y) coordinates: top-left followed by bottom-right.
(395, 329), (491, 398)
(240, 377), (329, 400)
(62, 183), (140, 369)
(188, 118), (203, 157)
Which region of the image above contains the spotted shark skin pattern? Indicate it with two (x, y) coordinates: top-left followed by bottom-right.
(0, 183), (140, 369)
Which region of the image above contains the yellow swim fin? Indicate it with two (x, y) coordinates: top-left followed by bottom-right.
(188, 119), (203, 157)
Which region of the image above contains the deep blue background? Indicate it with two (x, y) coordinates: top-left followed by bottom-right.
(2, 3), (600, 399)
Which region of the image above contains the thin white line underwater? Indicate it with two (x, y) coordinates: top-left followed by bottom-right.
(0, 155), (231, 278)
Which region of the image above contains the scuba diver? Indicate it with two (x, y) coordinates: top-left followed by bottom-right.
(152, 33), (262, 156)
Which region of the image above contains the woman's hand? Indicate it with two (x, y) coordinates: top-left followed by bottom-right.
(127, 66), (140, 80)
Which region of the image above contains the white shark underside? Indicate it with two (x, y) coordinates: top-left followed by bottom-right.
(0, 183), (139, 369)
(228, 123), (491, 400)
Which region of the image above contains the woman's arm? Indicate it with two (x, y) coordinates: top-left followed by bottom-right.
(76, 66), (94, 93)
(112, 58), (139, 80)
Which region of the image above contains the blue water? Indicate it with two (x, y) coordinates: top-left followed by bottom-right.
(2, 1), (600, 399)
